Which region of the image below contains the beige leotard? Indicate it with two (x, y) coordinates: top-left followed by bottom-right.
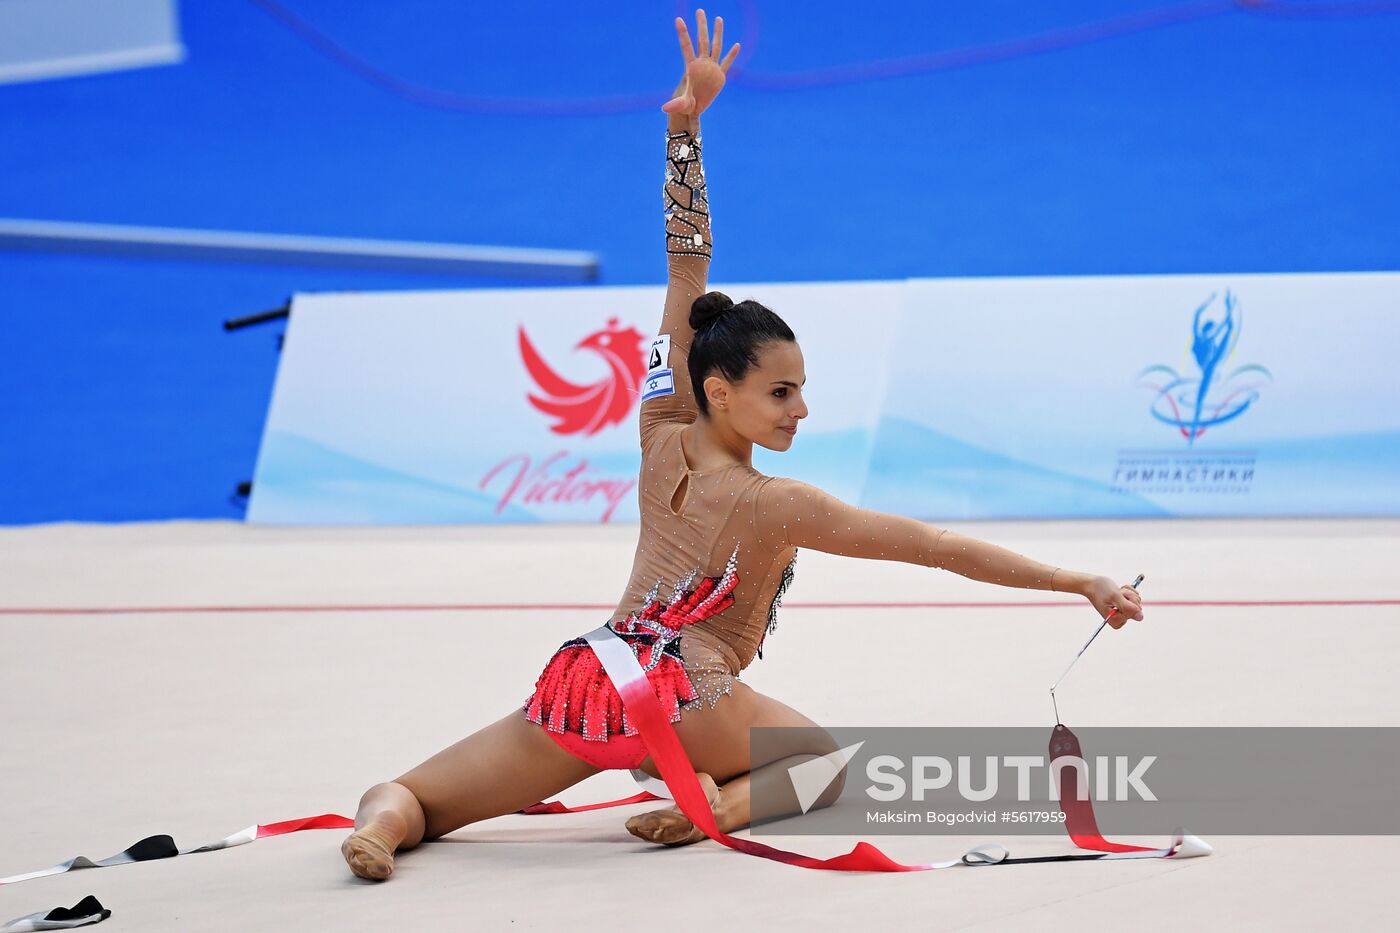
(609, 128), (1063, 711)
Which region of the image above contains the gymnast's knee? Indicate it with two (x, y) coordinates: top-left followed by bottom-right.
(814, 754), (847, 808)
(799, 730), (846, 808)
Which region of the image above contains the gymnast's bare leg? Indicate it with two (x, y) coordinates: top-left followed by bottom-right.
(341, 683), (836, 879)
(341, 710), (599, 880)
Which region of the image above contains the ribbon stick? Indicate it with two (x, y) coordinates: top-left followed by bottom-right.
(1051, 574), (1144, 724)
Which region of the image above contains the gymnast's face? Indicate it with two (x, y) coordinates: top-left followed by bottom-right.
(704, 340), (809, 452)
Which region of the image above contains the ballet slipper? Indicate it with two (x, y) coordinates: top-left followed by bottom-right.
(340, 812), (407, 881)
(625, 772), (721, 847)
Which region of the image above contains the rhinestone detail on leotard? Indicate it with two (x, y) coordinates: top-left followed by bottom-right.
(664, 131), (710, 260)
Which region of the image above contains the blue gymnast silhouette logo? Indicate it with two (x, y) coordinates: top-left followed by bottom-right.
(1136, 291), (1272, 445)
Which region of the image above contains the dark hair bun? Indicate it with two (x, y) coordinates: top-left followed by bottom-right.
(690, 291), (735, 332)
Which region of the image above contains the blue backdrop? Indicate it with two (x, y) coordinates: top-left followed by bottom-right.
(2, 0), (1397, 523)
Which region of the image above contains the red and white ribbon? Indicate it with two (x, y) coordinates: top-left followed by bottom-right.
(0, 816), (352, 888)
(0, 629), (1209, 887)
(580, 624), (1212, 871)
(2, 895), (110, 932)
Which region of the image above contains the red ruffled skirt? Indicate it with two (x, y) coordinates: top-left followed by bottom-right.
(523, 554), (741, 771)
(523, 632), (695, 770)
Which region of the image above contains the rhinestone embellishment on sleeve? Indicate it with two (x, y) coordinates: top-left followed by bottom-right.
(664, 131), (711, 260)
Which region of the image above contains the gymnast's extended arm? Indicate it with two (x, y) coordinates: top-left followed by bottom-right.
(756, 477), (1145, 626)
(639, 12), (740, 442)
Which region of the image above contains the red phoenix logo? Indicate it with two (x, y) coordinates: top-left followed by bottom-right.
(519, 318), (648, 436)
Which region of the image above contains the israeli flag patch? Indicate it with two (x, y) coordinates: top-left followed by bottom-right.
(641, 368), (676, 401)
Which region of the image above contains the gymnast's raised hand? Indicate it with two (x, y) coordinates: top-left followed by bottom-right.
(662, 9), (740, 118)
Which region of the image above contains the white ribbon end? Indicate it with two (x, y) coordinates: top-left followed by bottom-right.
(1169, 829), (1213, 859)
(961, 843), (1009, 866)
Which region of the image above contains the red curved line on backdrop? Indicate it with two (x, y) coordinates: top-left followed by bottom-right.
(1242, 0), (1400, 16)
(732, 1), (1235, 91)
(736, 1), (1400, 90)
(3, 598), (1397, 616)
(245, 0), (1400, 117)
(245, 0), (690, 116)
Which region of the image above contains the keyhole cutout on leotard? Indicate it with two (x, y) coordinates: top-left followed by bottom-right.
(669, 472), (690, 515)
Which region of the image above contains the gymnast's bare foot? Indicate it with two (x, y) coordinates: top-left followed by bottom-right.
(625, 773), (722, 846)
(341, 811), (408, 880)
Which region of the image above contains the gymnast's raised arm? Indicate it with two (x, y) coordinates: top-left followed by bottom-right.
(639, 11), (740, 445)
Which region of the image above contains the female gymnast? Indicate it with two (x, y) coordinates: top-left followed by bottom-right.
(341, 11), (1145, 881)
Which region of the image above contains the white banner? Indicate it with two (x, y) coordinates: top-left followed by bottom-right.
(864, 272), (1400, 518)
(248, 282), (902, 524)
(249, 273), (1400, 523)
